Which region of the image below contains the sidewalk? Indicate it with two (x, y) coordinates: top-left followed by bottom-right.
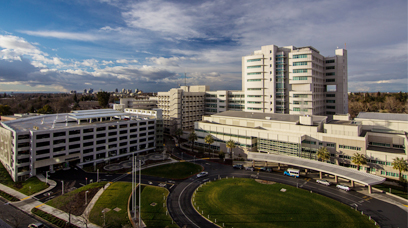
(0, 175), (103, 228)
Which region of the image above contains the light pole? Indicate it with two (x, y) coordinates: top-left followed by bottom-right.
(45, 171), (49, 184)
(97, 169), (99, 183)
(85, 191), (89, 205)
(102, 210), (105, 227)
(61, 181), (64, 195)
(85, 177), (88, 185)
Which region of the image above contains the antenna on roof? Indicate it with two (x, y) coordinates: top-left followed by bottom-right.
(184, 72), (187, 86)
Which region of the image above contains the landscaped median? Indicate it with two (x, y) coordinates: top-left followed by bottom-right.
(141, 162), (203, 179)
(136, 185), (177, 228)
(31, 181), (107, 227)
(193, 178), (378, 228)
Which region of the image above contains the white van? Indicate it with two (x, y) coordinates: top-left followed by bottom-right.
(283, 168), (300, 178)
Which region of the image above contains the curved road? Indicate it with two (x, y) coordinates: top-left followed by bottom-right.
(168, 145), (407, 228)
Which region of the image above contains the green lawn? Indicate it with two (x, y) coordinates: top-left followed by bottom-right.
(193, 178), (376, 228)
(137, 185), (177, 228)
(89, 182), (133, 227)
(142, 162), (202, 179)
(0, 162), (48, 195)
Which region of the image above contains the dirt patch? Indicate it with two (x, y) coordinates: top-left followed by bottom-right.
(255, 179), (276, 185)
(56, 187), (102, 216)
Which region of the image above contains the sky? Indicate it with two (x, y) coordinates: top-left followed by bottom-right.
(0, 0), (406, 93)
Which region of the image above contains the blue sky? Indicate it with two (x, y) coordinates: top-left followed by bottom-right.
(0, 0), (406, 93)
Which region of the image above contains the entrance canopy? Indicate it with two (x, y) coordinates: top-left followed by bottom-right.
(248, 152), (385, 186)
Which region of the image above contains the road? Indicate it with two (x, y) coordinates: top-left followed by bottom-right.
(0, 197), (52, 228)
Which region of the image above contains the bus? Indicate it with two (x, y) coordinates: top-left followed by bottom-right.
(283, 168), (300, 178)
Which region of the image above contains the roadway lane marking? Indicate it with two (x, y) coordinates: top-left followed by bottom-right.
(178, 180), (202, 228)
(34, 203), (45, 208)
(21, 196), (30, 201)
(403, 205), (408, 208)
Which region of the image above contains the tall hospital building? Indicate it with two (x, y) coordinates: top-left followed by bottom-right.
(243, 45), (348, 116)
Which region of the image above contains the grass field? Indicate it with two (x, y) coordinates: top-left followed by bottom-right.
(136, 185), (177, 228)
(89, 182), (133, 227)
(193, 178), (376, 228)
(0, 162), (48, 195)
(142, 162), (202, 179)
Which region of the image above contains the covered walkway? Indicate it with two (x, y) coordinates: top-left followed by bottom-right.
(248, 152), (386, 193)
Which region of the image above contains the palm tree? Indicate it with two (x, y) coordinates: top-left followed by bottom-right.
(204, 134), (214, 156)
(226, 140), (236, 159)
(188, 131), (198, 153)
(175, 128), (183, 145)
(392, 157), (408, 181)
(351, 153), (367, 171)
(316, 147), (330, 162)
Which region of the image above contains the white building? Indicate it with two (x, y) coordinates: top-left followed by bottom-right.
(0, 109), (161, 182)
(195, 111), (407, 181)
(242, 45), (348, 115)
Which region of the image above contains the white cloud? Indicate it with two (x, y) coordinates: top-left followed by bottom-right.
(116, 59), (138, 64)
(20, 30), (100, 41)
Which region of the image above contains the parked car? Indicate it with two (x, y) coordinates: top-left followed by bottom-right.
(28, 223), (44, 228)
(316, 179), (331, 186)
(336, 184), (350, 191)
(197, 171), (208, 178)
(259, 167), (273, 172)
(233, 164), (244, 169)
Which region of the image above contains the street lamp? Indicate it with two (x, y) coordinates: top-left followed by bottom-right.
(102, 210), (106, 227)
(61, 180), (64, 195)
(85, 191), (89, 205)
(85, 177), (88, 185)
(45, 171), (49, 184)
(97, 169), (99, 183)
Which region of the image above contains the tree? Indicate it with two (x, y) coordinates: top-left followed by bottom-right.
(391, 157), (408, 181)
(317, 147), (330, 162)
(188, 131), (197, 153)
(351, 153), (367, 171)
(204, 134), (214, 156)
(218, 150), (225, 160)
(73, 93), (79, 103)
(0, 105), (13, 115)
(175, 128), (183, 144)
(97, 91), (110, 107)
(226, 140), (236, 160)
(37, 104), (54, 114)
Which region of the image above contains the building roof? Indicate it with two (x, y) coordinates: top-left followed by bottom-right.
(248, 152), (385, 186)
(1, 109), (155, 133)
(356, 112), (408, 122)
(212, 111), (327, 123)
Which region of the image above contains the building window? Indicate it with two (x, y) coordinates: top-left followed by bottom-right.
(247, 66), (262, 69)
(293, 94), (308, 98)
(326, 106), (336, 109)
(293, 108), (308, 112)
(247, 101), (262, 104)
(325, 60), (335, 64)
(293, 54), (307, 59)
(247, 72), (262, 75)
(247, 79), (262, 82)
(247, 107), (262, 110)
(247, 95), (262, 97)
(326, 94), (335, 97)
(326, 72), (335, 76)
(327, 143), (335, 148)
(293, 62), (307, 66)
(247, 59), (261, 62)
(339, 145), (361, 151)
(326, 100), (335, 103)
(326, 79), (335, 82)
(293, 76), (308, 80)
(326, 66), (335, 70)
(247, 88), (262, 91)
(293, 69), (307, 73)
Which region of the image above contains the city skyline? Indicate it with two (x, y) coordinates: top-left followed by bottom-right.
(0, 0), (406, 93)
